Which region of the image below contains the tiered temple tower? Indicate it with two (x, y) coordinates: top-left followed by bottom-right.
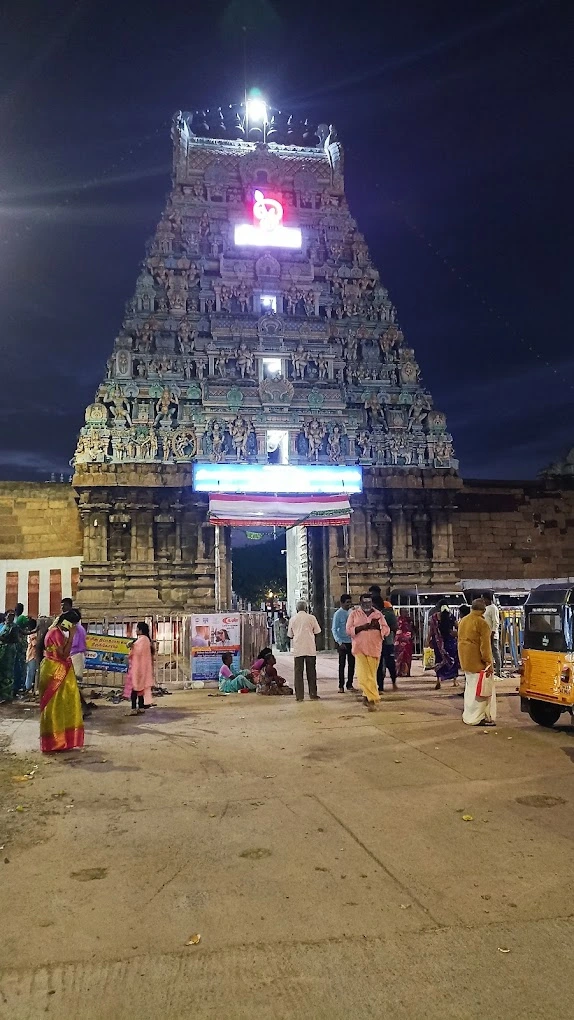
(73, 105), (460, 618)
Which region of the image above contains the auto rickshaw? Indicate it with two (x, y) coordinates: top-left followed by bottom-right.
(520, 583), (574, 727)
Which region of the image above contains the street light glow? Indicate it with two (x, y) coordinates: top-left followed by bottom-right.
(247, 97), (267, 124)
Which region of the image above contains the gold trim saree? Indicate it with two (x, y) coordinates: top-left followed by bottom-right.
(39, 627), (84, 753)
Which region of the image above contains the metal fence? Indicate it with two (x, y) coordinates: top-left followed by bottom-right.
(81, 612), (268, 688)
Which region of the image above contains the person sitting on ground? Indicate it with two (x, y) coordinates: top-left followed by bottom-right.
(257, 652), (293, 696)
(250, 647), (272, 683)
(218, 652), (256, 693)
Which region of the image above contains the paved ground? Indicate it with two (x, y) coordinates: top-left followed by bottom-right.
(1, 653), (574, 1019)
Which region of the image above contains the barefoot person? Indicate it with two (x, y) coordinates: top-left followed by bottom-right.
(39, 610), (84, 752)
(459, 599), (496, 727)
(346, 593), (390, 711)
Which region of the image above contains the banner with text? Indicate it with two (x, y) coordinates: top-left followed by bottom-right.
(190, 613), (241, 681)
(85, 633), (133, 674)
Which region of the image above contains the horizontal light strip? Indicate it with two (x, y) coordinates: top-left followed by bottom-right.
(193, 463), (362, 494)
(234, 223), (302, 249)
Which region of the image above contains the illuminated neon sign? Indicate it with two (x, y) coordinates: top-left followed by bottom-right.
(193, 463), (362, 495)
(234, 190), (302, 249)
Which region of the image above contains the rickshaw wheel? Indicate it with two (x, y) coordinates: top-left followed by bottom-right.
(528, 700), (562, 728)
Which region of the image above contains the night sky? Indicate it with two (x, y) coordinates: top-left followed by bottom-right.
(1, 0), (572, 481)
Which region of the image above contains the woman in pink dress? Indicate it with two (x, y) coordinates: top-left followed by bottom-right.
(125, 622), (155, 714)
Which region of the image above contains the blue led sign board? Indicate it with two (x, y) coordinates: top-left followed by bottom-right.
(192, 464), (362, 495)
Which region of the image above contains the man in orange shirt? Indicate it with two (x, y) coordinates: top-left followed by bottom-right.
(346, 593), (390, 710)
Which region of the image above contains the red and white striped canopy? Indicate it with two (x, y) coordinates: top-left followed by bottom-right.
(208, 493), (351, 527)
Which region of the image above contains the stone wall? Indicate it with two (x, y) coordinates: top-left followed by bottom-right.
(453, 480), (574, 580)
(0, 483), (82, 560)
(2, 477), (574, 613)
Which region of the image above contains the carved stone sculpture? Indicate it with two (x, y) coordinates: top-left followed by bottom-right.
(291, 343), (309, 379)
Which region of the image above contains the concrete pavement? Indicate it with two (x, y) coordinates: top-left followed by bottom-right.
(1, 654), (573, 1019)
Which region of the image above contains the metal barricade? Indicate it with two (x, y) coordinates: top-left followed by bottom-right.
(81, 611), (268, 689)
(81, 613), (190, 689)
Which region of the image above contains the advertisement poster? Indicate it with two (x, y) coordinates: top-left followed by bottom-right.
(85, 633), (133, 674)
(191, 613), (241, 681)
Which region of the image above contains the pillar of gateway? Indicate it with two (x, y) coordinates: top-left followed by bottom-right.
(72, 100), (460, 631)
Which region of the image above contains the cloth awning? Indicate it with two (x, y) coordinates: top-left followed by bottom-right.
(208, 493), (352, 527)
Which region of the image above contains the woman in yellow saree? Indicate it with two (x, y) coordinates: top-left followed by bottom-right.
(39, 610), (84, 753)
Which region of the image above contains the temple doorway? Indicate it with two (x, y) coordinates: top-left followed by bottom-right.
(231, 526), (288, 610)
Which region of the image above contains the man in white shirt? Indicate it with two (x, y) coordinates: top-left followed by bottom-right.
(482, 593), (501, 676)
(287, 601), (321, 702)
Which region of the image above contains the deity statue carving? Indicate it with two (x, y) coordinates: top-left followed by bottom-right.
(182, 356), (195, 380)
(384, 432), (412, 465)
(344, 332), (359, 361)
(154, 386), (179, 425)
(236, 342), (255, 378)
(316, 355), (329, 380)
(215, 349), (231, 377)
(138, 427), (159, 461)
(291, 343), (309, 380)
(408, 391), (431, 428)
(327, 425), (344, 464)
(178, 324), (196, 355)
(107, 385), (132, 427)
(202, 419), (225, 463)
(230, 415), (250, 460)
(304, 418), (326, 460)
(364, 390), (382, 420)
(356, 429), (372, 460)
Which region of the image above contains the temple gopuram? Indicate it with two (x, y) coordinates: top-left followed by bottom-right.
(71, 103), (461, 616)
(61, 102), (574, 625)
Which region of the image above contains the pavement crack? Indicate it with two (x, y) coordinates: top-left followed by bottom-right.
(310, 793), (440, 926)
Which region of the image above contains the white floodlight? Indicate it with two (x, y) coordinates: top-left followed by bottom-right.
(247, 97), (267, 124)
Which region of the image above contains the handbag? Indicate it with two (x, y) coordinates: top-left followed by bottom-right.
(423, 646), (435, 670)
(476, 669), (495, 698)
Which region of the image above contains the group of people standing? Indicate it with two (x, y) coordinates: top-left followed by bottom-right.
(331, 588), (415, 704)
(0, 598), (89, 752)
(328, 588), (501, 721)
(427, 594), (500, 725)
(1, 596), (156, 752)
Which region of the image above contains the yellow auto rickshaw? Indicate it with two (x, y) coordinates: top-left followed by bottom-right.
(520, 584), (574, 727)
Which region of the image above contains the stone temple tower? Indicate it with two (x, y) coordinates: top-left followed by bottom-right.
(72, 104), (460, 619)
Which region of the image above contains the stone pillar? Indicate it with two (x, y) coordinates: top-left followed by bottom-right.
(372, 509), (391, 571)
(430, 509), (458, 586)
(154, 513), (175, 563)
(389, 504), (419, 587)
(130, 511), (154, 563)
(85, 509), (108, 563)
(109, 513), (131, 563)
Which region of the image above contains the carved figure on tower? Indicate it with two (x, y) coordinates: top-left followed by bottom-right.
(291, 343), (309, 380)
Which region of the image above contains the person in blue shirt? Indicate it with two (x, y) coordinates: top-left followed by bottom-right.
(331, 594), (357, 693)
